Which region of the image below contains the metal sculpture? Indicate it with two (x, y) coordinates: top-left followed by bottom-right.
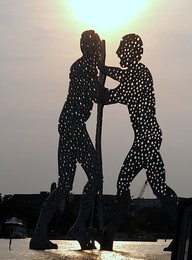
(29, 31), (178, 252)
(29, 30), (107, 250)
(99, 34), (178, 250)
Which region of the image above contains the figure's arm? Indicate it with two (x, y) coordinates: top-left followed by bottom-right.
(87, 69), (121, 105)
(89, 80), (121, 105)
(99, 63), (123, 82)
(98, 63), (125, 105)
(101, 84), (122, 105)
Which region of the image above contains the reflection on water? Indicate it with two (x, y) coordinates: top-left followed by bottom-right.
(0, 238), (171, 260)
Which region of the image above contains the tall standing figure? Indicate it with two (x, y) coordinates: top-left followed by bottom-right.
(30, 30), (106, 250)
(99, 34), (178, 250)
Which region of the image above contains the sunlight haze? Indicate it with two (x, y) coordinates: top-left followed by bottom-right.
(66, 0), (151, 34)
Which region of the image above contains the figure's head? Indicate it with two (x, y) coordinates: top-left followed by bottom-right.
(116, 34), (143, 68)
(80, 30), (102, 62)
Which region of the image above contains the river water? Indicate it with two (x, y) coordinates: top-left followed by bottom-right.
(0, 238), (172, 259)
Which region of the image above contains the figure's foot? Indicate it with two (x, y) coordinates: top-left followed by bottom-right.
(100, 241), (113, 251)
(87, 227), (103, 245)
(100, 230), (114, 251)
(29, 237), (58, 250)
(164, 240), (174, 252)
(69, 225), (96, 250)
(81, 241), (96, 250)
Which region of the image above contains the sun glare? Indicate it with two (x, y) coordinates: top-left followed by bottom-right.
(66, 0), (150, 33)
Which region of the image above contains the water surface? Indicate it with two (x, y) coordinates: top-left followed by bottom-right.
(0, 238), (172, 259)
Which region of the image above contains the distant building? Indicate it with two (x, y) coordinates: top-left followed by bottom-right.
(11, 191), (49, 211)
(133, 198), (161, 210)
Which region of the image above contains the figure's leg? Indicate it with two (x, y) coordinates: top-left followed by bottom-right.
(69, 127), (103, 249)
(102, 146), (143, 250)
(30, 135), (76, 250)
(146, 151), (178, 251)
(146, 151), (178, 218)
(29, 187), (66, 250)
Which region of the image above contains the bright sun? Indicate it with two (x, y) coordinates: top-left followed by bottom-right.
(66, 0), (150, 33)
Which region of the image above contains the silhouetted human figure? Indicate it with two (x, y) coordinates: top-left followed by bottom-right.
(30, 30), (106, 250)
(99, 34), (178, 250)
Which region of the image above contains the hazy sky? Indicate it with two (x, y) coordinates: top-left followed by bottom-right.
(0, 0), (192, 198)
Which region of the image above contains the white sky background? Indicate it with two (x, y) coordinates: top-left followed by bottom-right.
(0, 0), (192, 198)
